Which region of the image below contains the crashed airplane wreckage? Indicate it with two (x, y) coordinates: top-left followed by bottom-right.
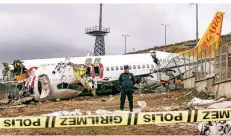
(1, 51), (181, 102)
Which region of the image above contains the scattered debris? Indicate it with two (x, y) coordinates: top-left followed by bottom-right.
(196, 97), (231, 135)
(188, 97), (215, 105)
(207, 101), (231, 109)
(198, 119), (231, 135)
(95, 109), (113, 115)
(137, 101), (146, 109)
(41, 109), (82, 116)
(11, 104), (27, 108)
(38, 101), (147, 117)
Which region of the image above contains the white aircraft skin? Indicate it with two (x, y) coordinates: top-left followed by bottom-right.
(20, 51), (181, 101)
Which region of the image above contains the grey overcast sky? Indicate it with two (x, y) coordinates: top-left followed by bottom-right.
(0, 3), (231, 77)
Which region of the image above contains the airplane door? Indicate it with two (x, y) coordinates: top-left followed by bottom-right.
(93, 57), (103, 79)
(85, 58), (92, 77)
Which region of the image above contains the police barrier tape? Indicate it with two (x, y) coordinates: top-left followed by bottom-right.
(1, 108), (231, 128)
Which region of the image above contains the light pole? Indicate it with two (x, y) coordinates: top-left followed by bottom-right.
(190, 3), (199, 44)
(161, 24), (169, 52)
(122, 35), (129, 54)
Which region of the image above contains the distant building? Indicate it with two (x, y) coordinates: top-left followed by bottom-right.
(128, 34), (231, 54)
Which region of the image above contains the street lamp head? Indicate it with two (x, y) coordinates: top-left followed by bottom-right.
(122, 35), (129, 37)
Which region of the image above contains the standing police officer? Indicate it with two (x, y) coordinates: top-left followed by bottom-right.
(119, 65), (135, 112)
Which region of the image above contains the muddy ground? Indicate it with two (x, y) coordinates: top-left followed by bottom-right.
(0, 90), (200, 135)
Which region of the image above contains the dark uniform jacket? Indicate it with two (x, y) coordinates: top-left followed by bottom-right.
(119, 72), (135, 91)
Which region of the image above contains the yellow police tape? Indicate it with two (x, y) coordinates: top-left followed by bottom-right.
(1, 108), (231, 128)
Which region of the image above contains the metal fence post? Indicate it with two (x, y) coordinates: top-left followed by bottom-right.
(209, 45), (211, 76)
(200, 49), (203, 80)
(183, 54), (186, 79)
(204, 47), (207, 78)
(196, 47), (199, 81)
(219, 46), (222, 81)
(192, 50), (195, 72)
(214, 44), (217, 83)
(188, 52), (190, 78)
(226, 43), (228, 80)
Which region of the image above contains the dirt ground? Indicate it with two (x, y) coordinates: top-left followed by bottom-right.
(0, 90), (200, 135)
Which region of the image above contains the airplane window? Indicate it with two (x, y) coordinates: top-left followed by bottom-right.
(106, 67), (109, 71)
(133, 65), (136, 69)
(120, 66), (123, 70)
(116, 66), (119, 70)
(151, 64), (154, 68)
(142, 65), (145, 68)
(111, 66), (114, 71)
(147, 64), (150, 68)
(94, 66), (100, 76)
(57, 82), (69, 89)
(57, 83), (80, 90)
(129, 65), (132, 69)
(137, 65), (141, 69)
(68, 84), (79, 90)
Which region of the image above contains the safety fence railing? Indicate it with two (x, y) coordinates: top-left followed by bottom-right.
(162, 41), (231, 83)
(191, 41), (231, 83)
(213, 42), (231, 83)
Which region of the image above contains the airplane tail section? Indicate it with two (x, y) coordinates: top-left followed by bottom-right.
(158, 11), (224, 83)
(179, 11), (224, 57)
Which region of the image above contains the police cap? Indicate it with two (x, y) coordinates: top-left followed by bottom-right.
(124, 65), (129, 69)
